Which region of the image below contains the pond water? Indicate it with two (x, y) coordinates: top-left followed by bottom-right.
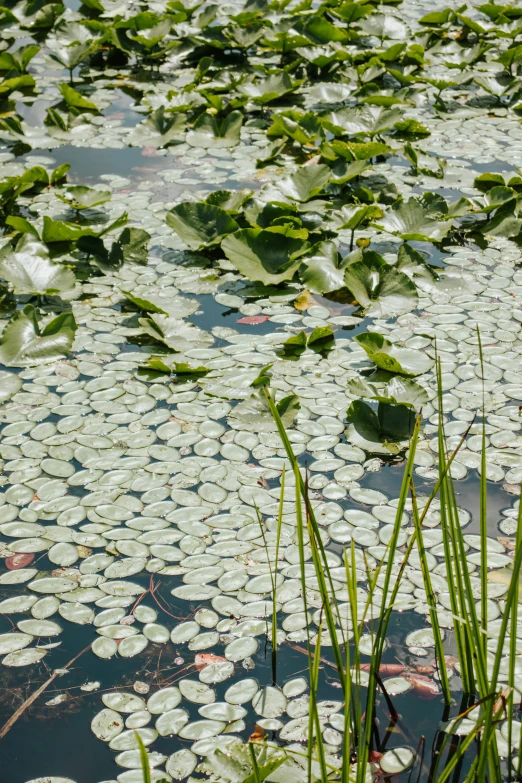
(1, 0), (522, 780)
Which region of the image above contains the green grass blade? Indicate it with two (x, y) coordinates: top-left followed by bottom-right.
(136, 731), (151, 783)
(410, 480), (451, 704)
(477, 326), (488, 658)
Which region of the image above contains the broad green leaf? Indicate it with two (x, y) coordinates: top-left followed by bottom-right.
(5, 216), (40, 237)
(376, 197), (452, 242)
(299, 241), (348, 293)
(321, 105), (403, 137)
(392, 118), (430, 140)
(396, 242), (439, 287)
(0, 44), (39, 72)
(76, 235), (123, 271)
(122, 291), (168, 314)
(0, 242), (75, 295)
(419, 9), (454, 24)
(238, 72), (300, 104)
(0, 305), (77, 367)
(166, 202), (238, 249)
(321, 139), (392, 161)
(344, 252), (417, 317)
(206, 189), (253, 213)
(277, 164), (331, 202)
(48, 41), (97, 70)
(356, 332), (434, 376)
(475, 186), (517, 213)
(267, 111), (324, 146)
(59, 83), (99, 111)
(359, 12), (408, 39)
(118, 228), (150, 264)
(186, 110), (243, 148)
(57, 185), (111, 210)
(139, 357), (210, 381)
(303, 14), (350, 43)
(221, 229), (307, 284)
(129, 107), (186, 147)
(348, 373), (429, 407)
(347, 399), (416, 446)
(473, 172), (506, 192)
(42, 217), (96, 243)
(139, 314), (213, 352)
(0, 74), (35, 95)
(51, 163), (70, 185)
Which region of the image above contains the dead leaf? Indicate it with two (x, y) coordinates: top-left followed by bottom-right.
(294, 290), (313, 312)
(194, 653), (228, 670)
(236, 315), (270, 324)
(6, 553), (35, 570)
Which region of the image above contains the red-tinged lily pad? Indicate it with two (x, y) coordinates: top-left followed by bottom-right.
(360, 663), (406, 675)
(236, 315), (270, 324)
(194, 653), (229, 670)
(406, 673), (440, 698)
(6, 552), (35, 570)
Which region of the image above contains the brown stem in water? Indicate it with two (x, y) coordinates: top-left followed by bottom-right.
(0, 643), (91, 740)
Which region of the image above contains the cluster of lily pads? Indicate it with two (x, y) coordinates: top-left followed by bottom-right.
(2, 0), (522, 780)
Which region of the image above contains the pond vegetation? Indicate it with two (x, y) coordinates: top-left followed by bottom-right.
(1, 0), (522, 780)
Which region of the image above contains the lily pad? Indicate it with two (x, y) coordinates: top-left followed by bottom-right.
(0, 305), (77, 368)
(222, 229), (307, 285)
(355, 332), (434, 376)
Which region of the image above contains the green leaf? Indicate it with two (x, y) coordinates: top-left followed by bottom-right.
(278, 330), (308, 358)
(476, 186), (517, 213)
(419, 9), (454, 24)
(355, 331), (434, 376)
(42, 217), (96, 243)
(57, 185), (111, 210)
(473, 172), (506, 192)
(166, 202), (239, 249)
(76, 235), (123, 270)
(344, 252), (417, 317)
(49, 41), (97, 70)
(238, 72), (300, 104)
(206, 189), (253, 213)
(396, 242), (439, 286)
(221, 228), (307, 285)
(321, 105), (403, 137)
(376, 197), (452, 242)
(0, 74), (35, 96)
(0, 241), (76, 295)
(59, 83), (99, 112)
(129, 107), (186, 148)
(275, 394), (301, 427)
(122, 291), (168, 314)
(5, 216), (40, 237)
(0, 305), (77, 367)
(51, 163), (70, 185)
(347, 399), (416, 446)
(186, 110), (243, 148)
(139, 357), (210, 381)
(392, 118), (431, 140)
(348, 373), (429, 407)
(299, 241), (348, 294)
(118, 228), (150, 264)
(139, 314), (213, 352)
(277, 164), (331, 202)
(267, 111), (324, 146)
(0, 44), (39, 72)
(321, 139), (392, 161)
